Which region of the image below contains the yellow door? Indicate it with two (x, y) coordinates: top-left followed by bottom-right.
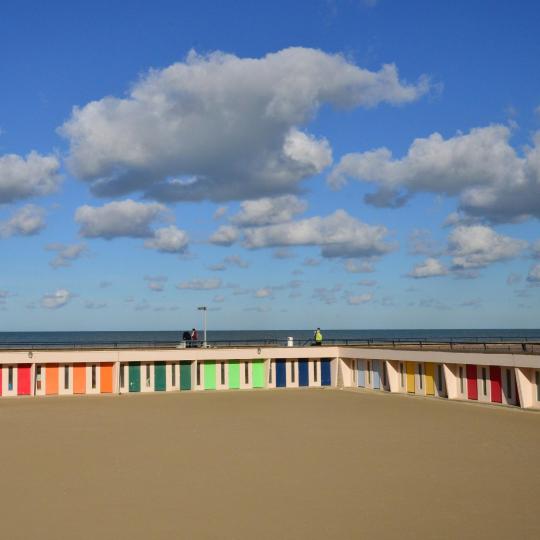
(406, 362), (415, 393)
(425, 363), (435, 395)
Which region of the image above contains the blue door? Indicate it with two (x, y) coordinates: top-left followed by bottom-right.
(276, 359), (287, 387)
(357, 360), (365, 387)
(373, 360), (381, 389)
(321, 359), (331, 386)
(299, 360), (309, 387)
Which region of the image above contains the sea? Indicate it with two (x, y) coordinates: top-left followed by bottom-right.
(0, 329), (539, 348)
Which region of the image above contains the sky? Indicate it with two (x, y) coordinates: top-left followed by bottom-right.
(0, 0), (539, 331)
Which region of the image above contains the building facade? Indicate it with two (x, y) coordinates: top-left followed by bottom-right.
(1, 346), (539, 409)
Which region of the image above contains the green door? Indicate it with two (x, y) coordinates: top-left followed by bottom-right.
(180, 362), (191, 391)
(228, 361), (240, 389)
(204, 361), (216, 390)
(129, 362), (140, 392)
(252, 360), (265, 388)
(155, 361), (166, 391)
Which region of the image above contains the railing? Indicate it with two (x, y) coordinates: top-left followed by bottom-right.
(0, 337), (539, 353)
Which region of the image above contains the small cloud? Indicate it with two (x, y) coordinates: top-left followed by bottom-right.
(224, 255), (249, 268)
(273, 248), (295, 259)
(144, 225), (189, 254)
(213, 206), (228, 220)
(255, 287), (273, 299)
(358, 279), (377, 287)
(208, 263), (226, 272)
(407, 258), (448, 279)
(212, 294), (225, 303)
(347, 293), (373, 305)
(209, 225), (239, 246)
(0, 204), (46, 237)
(460, 298), (482, 308)
(177, 278), (222, 290)
(506, 272), (521, 286)
(312, 285), (341, 305)
(45, 242), (87, 268)
(419, 297), (449, 310)
(144, 275), (168, 292)
(99, 280), (113, 288)
(344, 259), (374, 273)
(408, 229), (442, 257)
(303, 257), (321, 267)
(84, 300), (107, 309)
(40, 288), (73, 309)
(244, 305), (271, 313)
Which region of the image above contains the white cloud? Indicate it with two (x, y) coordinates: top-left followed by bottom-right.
(144, 225), (189, 253)
(76, 199), (166, 239)
(313, 285), (342, 305)
(231, 195), (307, 227)
(213, 206), (228, 220)
(60, 47), (428, 202)
(224, 255), (249, 268)
(209, 225), (239, 246)
(176, 278), (222, 290)
(40, 288), (72, 309)
(84, 300), (107, 309)
(0, 151), (61, 204)
(45, 243), (87, 268)
(408, 258), (448, 278)
(243, 209), (394, 258)
(0, 204), (46, 237)
(329, 125), (540, 222)
(255, 287), (273, 298)
(347, 293), (373, 305)
(344, 259), (374, 273)
(448, 225), (527, 269)
(212, 294), (225, 303)
(144, 275), (167, 292)
(527, 264), (540, 283)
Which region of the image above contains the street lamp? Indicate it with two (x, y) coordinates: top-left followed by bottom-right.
(197, 306), (207, 347)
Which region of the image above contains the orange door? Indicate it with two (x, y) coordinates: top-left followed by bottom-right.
(46, 364), (59, 395)
(100, 363), (114, 393)
(73, 364), (86, 394)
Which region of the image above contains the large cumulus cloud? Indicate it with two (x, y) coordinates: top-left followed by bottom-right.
(59, 47), (429, 202)
(329, 125), (540, 222)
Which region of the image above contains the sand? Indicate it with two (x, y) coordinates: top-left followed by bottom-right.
(1, 388), (539, 539)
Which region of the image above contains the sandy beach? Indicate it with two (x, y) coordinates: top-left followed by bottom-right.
(1, 388), (539, 539)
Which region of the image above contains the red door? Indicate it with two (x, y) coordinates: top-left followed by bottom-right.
(18, 364), (31, 395)
(490, 366), (502, 403)
(466, 364), (478, 400)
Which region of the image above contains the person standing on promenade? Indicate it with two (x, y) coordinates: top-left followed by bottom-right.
(314, 328), (323, 346)
(191, 328), (198, 347)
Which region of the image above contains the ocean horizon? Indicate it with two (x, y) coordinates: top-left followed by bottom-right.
(1, 328), (539, 346)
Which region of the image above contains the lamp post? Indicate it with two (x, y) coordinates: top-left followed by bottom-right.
(197, 306), (207, 347)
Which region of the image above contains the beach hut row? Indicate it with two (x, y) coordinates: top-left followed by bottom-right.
(340, 359), (526, 407)
(0, 358), (334, 397)
(1, 351), (539, 409)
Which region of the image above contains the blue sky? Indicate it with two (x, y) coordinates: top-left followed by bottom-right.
(1, 0), (539, 331)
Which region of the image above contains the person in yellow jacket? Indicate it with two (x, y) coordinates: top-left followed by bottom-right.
(314, 327), (323, 346)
